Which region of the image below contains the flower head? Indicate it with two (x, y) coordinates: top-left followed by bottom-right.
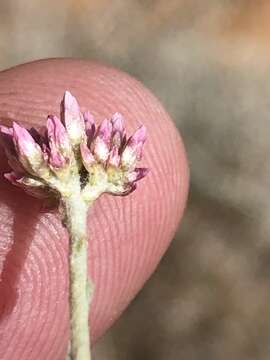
(0, 91), (148, 203)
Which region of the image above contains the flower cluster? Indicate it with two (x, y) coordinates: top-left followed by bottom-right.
(0, 91), (148, 203)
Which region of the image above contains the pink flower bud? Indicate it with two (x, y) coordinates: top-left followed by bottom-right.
(12, 122), (47, 176)
(13, 122), (41, 158)
(0, 126), (39, 174)
(62, 91), (85, 146)
(107, 145), (120, 167)
(47, 115), (72, 169)
(111, 113), (125, 148)
(84, 111), (96, 141)
(111, 113), (125, 134)
(80, 142), (95, 171)
(93, 119), (112, 162)
(121, 125), (146, 169)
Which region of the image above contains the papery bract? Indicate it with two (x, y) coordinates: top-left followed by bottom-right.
(121, 125), (146, 169)
(92, 119), (112, 163)
(62, 91), (86, 147)
(47, 115), (72, 169)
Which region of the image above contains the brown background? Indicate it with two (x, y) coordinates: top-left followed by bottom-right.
(1, 1), (270, 359)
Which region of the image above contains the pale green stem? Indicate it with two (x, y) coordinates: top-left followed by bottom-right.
(63, 188), (93, 360)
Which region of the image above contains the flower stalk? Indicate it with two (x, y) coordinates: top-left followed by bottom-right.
(0, 91), (148, 360)
(64, 189), (92, 359)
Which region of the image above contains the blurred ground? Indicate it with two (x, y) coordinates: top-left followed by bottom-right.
(1, 1), (270, 359)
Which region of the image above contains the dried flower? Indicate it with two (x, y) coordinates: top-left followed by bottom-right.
(0, 91), (148, 203)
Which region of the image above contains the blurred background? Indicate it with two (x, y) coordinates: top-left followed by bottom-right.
(1, 1), (270, 359)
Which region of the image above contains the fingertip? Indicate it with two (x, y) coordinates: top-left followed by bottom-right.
(0, 59), (189, 358)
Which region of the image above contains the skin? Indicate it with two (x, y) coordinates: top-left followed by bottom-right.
(0, 59), (189, 360)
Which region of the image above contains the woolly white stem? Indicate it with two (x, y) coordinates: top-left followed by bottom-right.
(64, 187), (93, 360)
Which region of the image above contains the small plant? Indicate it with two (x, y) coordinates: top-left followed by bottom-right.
(0, 91), (148, 360)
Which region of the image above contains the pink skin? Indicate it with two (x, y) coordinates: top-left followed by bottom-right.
(0, 59), (189, 360)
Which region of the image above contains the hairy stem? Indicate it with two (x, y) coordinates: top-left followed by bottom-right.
(64, 189), (93, 360)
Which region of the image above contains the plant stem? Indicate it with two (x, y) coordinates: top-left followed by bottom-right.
(64, 189), (93, 360)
